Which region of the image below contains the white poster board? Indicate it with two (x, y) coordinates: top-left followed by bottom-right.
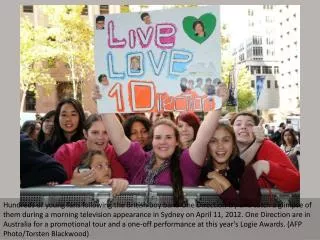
(94, 6), (221, 113)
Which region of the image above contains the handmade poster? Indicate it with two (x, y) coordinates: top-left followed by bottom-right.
(94, 6), (221, 113)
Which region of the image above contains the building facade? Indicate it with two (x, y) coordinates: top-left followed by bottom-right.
(276, 5), (300, 113)
(232, 5), (280, 119)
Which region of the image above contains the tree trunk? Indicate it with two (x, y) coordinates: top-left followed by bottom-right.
(69, 55), (77, 100)
(20, 90), (27, 113)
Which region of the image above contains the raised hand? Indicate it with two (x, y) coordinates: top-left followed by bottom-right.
(91, 84), (102, 102)
(216, 82), (229, 105)
(253, 118), (265, 143)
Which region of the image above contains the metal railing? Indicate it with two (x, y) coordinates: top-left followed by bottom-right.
(20, 185), (300, 207)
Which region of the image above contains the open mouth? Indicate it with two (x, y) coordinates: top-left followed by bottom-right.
(215, 151), (227, 158)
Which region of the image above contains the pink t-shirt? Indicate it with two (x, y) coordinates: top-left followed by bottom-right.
(54, 140), (127, 183)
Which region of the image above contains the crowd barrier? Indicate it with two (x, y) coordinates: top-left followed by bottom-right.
(20, 185), (300, 208)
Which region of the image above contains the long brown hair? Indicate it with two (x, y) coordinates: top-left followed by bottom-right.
(210, 123), (240, 162)
(201, 123), (243, 189)
(150, 118), (184, 207)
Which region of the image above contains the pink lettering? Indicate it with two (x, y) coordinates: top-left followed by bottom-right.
(129, 30), (136, 49)
(107, 21), (126, 48)
(136, 27), (154, 48)
(155, 23), (176, 49)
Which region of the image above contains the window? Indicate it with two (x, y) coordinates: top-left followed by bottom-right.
(267, 80), (271, 88)
(100, 5), (109, 14)
(81, 5), (88, 15)
(239, 53), (245, 62)
(25, 88), (36, 111)
(56, 82), (82, 102)
(251, 66), (261, 74)
(253, 36), (262, 45)
(251, 80), (255, 88)
(274, 66), (279, 74)
(275, 80), (279, 88)
(253, 46), (263, 56)
(23, 5), (33, 13)
(262, 66), (272, 74)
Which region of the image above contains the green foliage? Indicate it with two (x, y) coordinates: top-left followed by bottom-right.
(20, 17), (56, 95)
(221, 59), (255, 112)
(236, 67), (255, 111)
(120, 5), (130, 13)
(40, 5), (94, 100)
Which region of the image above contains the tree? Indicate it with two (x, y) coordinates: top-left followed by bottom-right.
(20, 17), (56, 112)
(221, 27), (255, 112)
(236, 67), (255, 111)
(40, 5), (94, 101)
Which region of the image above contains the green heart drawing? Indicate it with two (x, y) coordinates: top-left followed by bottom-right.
(183, 13), (217, 44)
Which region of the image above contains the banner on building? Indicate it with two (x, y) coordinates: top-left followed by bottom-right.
(256, 75), (265, 103)
(94, 6), (221, 113)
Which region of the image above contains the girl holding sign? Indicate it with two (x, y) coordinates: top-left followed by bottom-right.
(99, 83), (228, 206)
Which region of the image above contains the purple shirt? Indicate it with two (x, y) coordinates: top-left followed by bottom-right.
(118, 142), (201, 186)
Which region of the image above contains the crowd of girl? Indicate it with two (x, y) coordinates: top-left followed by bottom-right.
(20, 83), (300, 206)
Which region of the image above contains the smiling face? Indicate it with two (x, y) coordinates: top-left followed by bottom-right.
(84, 120), (109, 152)
(208, 127), (234, 169)
(90, 154), (111, 183)
(59, 103), (80, 135)
(177, 120), (195, 147)
(130, 121), (149, 148)
(232, 115), (256, 147)
(194, 22), (204, 36)
(152, 124), (178, 161)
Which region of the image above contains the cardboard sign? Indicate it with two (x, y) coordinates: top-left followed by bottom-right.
(94, 6), (221, 113)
